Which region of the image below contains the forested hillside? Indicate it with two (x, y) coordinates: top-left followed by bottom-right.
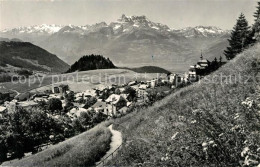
(0, 41), (69, 73)
(66, 55), (116, 73)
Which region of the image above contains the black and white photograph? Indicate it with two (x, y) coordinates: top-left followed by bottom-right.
(0, 0), (260, 166)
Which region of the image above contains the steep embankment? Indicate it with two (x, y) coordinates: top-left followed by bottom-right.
(107, 44), (260, 166)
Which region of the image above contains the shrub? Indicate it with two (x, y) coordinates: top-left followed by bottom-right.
(47, 98), (62, 112)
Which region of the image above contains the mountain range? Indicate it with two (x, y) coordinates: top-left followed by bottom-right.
(0, 15), (230, 72)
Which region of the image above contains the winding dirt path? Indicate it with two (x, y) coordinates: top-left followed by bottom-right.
(95, 124), (122, 167)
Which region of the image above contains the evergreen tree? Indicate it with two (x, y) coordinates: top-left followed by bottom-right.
(253, 2), (260, 41)
(253, 2), (260, 20)
(224, 13), (250, 60)
(245, 27), (257, 45)
(219, 56), (222, 63)
(209, 57), (218, 71)
(255, 18), (260, 40)
(214, 57), (217, 63)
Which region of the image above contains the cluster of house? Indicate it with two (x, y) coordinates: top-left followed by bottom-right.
(167, 53), (212, 85)
(0, 53), (214, 119)
(0, 75), (172, 119)
(66, 79), (171, 119)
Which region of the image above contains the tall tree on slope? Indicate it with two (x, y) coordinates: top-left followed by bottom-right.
(253, 2), (260, 41)
(224, 13), (251, 60)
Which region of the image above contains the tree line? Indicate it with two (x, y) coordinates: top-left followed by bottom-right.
(224, 2), (260, 60)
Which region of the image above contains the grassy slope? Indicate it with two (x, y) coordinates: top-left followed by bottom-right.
(107, 44), (260, 166)
(3, 123), (112, 167)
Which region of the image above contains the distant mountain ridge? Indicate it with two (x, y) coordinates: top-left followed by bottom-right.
(0, 41), (69, 73)
(0, 16), (229, 37)
(1, 24), (63, 35)
(0, 37), (23, 42)
(123, 66), (171, 74)
(0, 15), (231, 72)
(173, 26), (230, 38)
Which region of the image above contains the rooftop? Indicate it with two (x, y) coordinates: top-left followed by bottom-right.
(0, 106), (7, 112)
(106, 94), (126, 104)
(92, 101), (107, 108)
(198, 59), (209, 63)
(17, 101), (38, 107)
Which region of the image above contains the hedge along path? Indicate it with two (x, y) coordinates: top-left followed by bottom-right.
(95, 124), (123, 167)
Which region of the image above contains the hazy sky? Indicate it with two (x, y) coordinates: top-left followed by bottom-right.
(0, 0), (258, 30)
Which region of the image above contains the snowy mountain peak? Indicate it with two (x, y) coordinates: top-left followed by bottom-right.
(175, 26), (229, 38)
(1, 24), (63, 34)
(119, 14), (131, 22)
(0, 16), (230, 38)
(115, 14), (170, 32)
(118, 14), (150, 24)
(194, 26), (226, 33)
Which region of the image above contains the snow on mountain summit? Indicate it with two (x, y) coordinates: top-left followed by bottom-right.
(113, 14), (170, 33)
(1, 24), (63, 34)
(175, 26), (229, 37)
(118, 14), (150, 23)
(0, 15), (229, 38)
(33, 24), (63, 33)
(195, 26), (226, 34)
